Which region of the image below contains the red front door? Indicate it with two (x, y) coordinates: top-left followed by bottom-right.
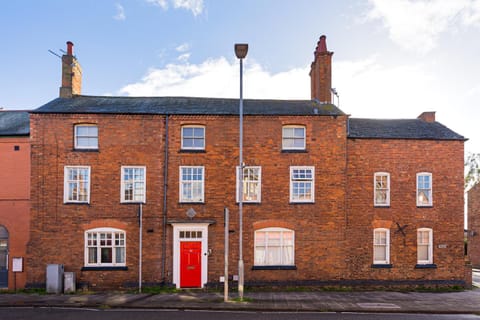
(180, 241), (202, 288)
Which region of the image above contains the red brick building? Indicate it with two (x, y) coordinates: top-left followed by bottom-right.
(0, 111), (30, 290)
(468, 183), (480, 268)
(26, 36), (469, 290)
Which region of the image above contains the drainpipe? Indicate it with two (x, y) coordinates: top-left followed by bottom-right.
(161, 115), (169, 284)
(139, 203), (143, 293)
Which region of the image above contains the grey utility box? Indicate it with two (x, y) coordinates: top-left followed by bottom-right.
(64, 272), (76, 293)
(46, 264), (64, 294)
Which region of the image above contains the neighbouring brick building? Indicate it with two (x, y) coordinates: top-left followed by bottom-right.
(468, 183), (480, 268)
(0, 111), (30, 290)
(26, 36), (469, 290)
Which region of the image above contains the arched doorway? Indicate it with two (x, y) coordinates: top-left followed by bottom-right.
(0, 225), (8, 288)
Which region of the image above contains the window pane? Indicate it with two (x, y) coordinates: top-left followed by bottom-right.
(418, 245), (428, 261)
(183, 127), (193, 137)
(88, 248), (97, 264)
(293, 128), (305, 138)
(376, 190), (387, 204)
(183, 138), (194, 148)
(374, 231), (386, 245)
(374, 246), (386, 261)
(193, 127), (204, 137)
(283, 128), (294, 137)
(76, 126), (89, 135)
(115, 247), (125, 263)
(101, 248), (112, 263)
(255, 247), (265, 265)
(418, 191), (430, 205)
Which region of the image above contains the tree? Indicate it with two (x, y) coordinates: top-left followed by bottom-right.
(465, 152), (480, 191)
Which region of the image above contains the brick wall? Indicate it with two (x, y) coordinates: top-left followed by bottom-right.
(165, 115), (348, 284)
(468, 183), (480, 267)
(28, 112), (350, 288)
(346, 138), (467, 285)
(28, 114), (166, 289)
(28, 112), (467, 289)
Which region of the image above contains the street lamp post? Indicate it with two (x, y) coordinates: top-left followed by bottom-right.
(234, 43), (248, 300)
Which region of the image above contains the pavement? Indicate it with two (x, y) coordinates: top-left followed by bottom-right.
(1, 272), (479, 315)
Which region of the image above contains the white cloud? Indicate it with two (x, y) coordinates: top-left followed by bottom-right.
(177, 53), (191, 62)
(114, 3), (126, 21)
(172, 0), (203, 16)
(146, 0), (203, 16)
(146, 0), (168, 10)
(118, 57), (308, 99)
(365, 0), (480, 54)
(176, 43), (190, 52)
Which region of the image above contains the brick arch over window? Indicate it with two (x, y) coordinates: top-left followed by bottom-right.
(253, 220), (295, 231)
(83, 219), (128, 231)
(371, 220), (393, 229)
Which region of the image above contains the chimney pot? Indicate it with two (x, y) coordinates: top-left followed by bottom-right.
(316, 35), (327, 54)
(67, 41), (74, 56)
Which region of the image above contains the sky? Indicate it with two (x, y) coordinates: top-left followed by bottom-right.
(1, 0), (480, 153)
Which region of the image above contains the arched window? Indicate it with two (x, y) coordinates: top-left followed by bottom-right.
(85, 228), (126, 267)
(254, 228), (294, 266)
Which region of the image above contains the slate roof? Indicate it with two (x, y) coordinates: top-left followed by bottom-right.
(348, 118), (465, 141)
(0, 111), (30, 136)
(32, 95), (345, 116)
(32, 95), (465, 141)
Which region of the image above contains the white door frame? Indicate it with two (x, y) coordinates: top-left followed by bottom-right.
(171, 223), (209, 288)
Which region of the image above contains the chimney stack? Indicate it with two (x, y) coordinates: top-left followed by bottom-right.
(59, 41), (82, 98)
(418, 111), (436, 123)
(309, 35), (333, 103)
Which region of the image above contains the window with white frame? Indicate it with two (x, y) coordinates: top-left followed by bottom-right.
(282, 125), (306, 150)
(417, 172), (432, 206)
(74, 124), (98, 149)
(254, 228), (294, 266)
(181, 125), (205, 150)
(85, 228), (126, 267)
(121, 166), (146, 203)
(180, 166), (204, 202)
(290, 166), (314, 202)
(417, 228), (433, 264)
(373, 228), (390, 264)
(374, 172), (390, 206)
(236, 166), (261, 203)
(64, 166), (90, 203)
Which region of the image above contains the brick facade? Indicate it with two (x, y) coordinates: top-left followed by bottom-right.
(468, 183), (480, 268)
(346, 138), (467, 285)
(25, 37), (468, 290)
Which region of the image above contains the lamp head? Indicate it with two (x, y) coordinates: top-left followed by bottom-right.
(234, 43), (248, 59)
